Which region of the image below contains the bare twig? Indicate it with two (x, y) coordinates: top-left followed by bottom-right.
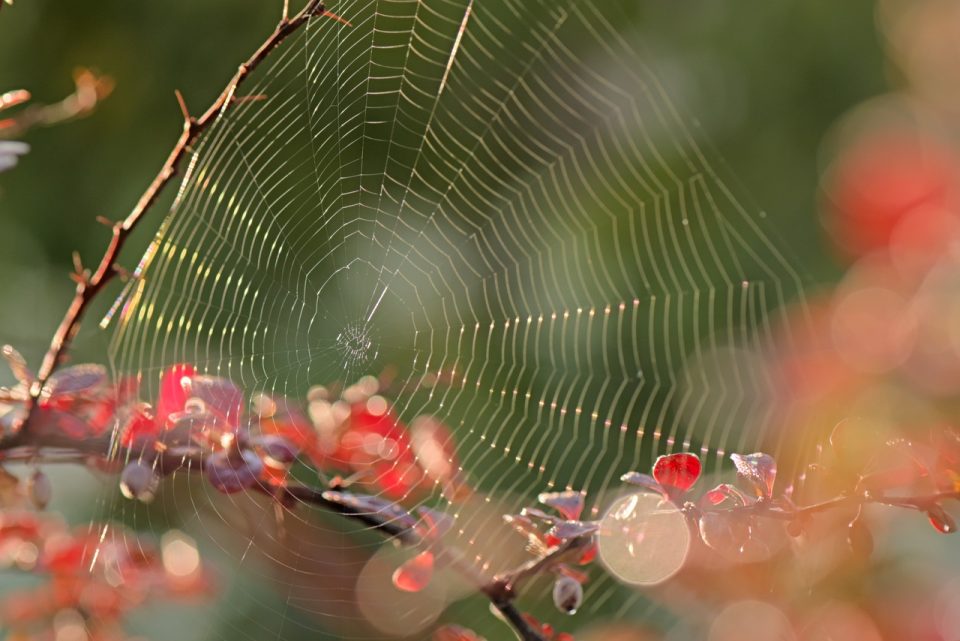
(713, 490), (960, 522)
(0, 69), (114, 139)
(20, 0), (327, 439)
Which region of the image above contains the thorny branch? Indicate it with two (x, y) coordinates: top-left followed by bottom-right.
(19, 0), (328, 439)
(1, 3), (556, 639)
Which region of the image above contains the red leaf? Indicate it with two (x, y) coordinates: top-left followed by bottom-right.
(652, 453), (701, 495)
(544, 520), (599, 545)
(538, 490), (585, 521)
(392, 550), (434, 592)
(156, 363), (196, 428)
(191, 375), (244, 426)
(701, 483), (748, 507)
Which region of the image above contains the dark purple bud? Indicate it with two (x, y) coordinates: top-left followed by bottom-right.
(120, 460), (160, 502)
(204, 450), (263, 494)
(255, 435), (299, 468)
(552, 575), (583, 614)
(28, 469), (51, 509)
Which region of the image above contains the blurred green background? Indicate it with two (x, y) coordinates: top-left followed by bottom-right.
(0, 1), (890, 640)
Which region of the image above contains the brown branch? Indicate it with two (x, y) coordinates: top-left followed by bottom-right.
(481, 535), (592, 641)
(715, 490), (960, 522)
(20, 0), (327, 439)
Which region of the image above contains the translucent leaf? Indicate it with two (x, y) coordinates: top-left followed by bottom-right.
(858, 439), (934, 492)
(1, 345), (32, 385)
(520, 506), (560, 523)
(321, 490), (419, 533)
(652, 452), (701, 494)
(698, 511), (751, 558)
(730, 452), (777, 499)
(503, 513), (546, 551)
(538, 490), (585, 521)
(620, 471), (667, 497)
(45, 364), (107, 399)
(392, 550), (434, 592)
(545, 520), (599, 544)
(701, 483), (749, 507)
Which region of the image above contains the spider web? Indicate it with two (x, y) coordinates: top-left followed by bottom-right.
(100, 0), (810, 638)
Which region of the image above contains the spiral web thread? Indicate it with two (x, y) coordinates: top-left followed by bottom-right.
(98, 0), (809, 637)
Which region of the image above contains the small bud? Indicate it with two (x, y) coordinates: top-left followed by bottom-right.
(120, 461), (159, 502)
(927, 504), (957, 534)
(204, 450), (263, 494)
(256, 435), (299, 468)
(552, 575), (583, 615)
(28, 469), (51, 509)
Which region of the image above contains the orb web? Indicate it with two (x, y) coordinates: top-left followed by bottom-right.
(97, 0), (810, 637)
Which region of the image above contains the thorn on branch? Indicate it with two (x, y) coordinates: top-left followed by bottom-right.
(174, 89), (192, 124)
(322, 10), (353, 27)
(70, 251), (89, 285)
(112, 264), (130, 281)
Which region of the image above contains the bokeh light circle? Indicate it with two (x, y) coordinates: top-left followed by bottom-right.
(597, 492), (691, 587)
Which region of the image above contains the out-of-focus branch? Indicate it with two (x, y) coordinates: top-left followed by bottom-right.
(0, 423), (554, 640)
(721, 491), (960, 520)
(0, 69), (114, 140)
(18, 0), (328, 443)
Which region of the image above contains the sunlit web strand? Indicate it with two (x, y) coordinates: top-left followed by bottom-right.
(101, 0), (812, 635)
